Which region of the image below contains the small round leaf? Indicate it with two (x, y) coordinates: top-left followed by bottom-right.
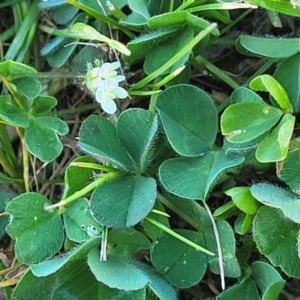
(6, 193), (64, 264)
(90, 176), (156, 228)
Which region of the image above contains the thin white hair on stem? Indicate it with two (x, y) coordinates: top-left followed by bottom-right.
(203, 201), (225, 291)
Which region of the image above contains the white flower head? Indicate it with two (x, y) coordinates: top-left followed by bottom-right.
(84, 60), (125, 93)
(96, 78), (128, 114)
(85, 67), (101, 93)
(98, 62), (125, 82)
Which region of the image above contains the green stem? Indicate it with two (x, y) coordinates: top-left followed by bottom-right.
(148, 77), (161, 113)
(210, 38), (236, 46)
(153, 66), (186, 88)
(1, 27), (15, 43)
(0, 147), (18, 179)
(175, 0), (195, 11)
(131, 23), (218, 91)
(146, 217), (215, 256)
(46, 171), (125, 210)
(169, 0), (174, 11)
(107, 2), (127, 19)
(70, 162), (117, 173)
(245, 58), (277, 84)
(65, 0), (135, 39)
(48, 103), (99, 117)
(12, 3), (22, 30)
(0, 76), (26, 111)
(0, 262), (12, 300)
(157, 193), (206, 231)
(0, 125), (18, 171)
(5, 0), (40, 60)
(187, 3), (256, 13)
(192, 55), (240, 90)
(0, 173), (23, 183)
(16, 18), (38, 63)
(219, 9), (253, 36)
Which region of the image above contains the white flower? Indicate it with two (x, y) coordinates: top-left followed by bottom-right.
(85, 61), (125, 93)
(97, 62), (125, 82)
(96, 78), (128, 114)
(85, 67), (101, 93)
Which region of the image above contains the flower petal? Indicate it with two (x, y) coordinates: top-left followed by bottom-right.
(113, 75), (126, 82)
(90, 67), (101, 78)
(101, 97), (117, 114)
(95, 88), (105, 104)
(98, 78), (118, 88)
(108, 61), (121, 71)
(107, 86), (128, 99)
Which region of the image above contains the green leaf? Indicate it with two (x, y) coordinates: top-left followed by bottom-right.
(148, 0), (181, 15)
(247, 0), (300, 17)
(6, 193), (64, 264)
(0, 95), (29, 127)
(46, 37), (78, 68)
(236, 35), (299, 58)
(253, 206), (300, 278)
(63, 156), (94, 198)
(128, 0), (150, 19)
(71, 45), (100, 73)
(230, 86), (264, 104)
(11, 75), (41, 100)
(120, 12), (148, 28)
(277, 147), (300, 194)
(148, 11), (219, 36)
(225, 186), (260, 215)
(141, 201), (171, 240)
(125, 28), (178, 64)
(49, 4), (78, 25)
(222, 135), (264, 156)
(14, 260), (103, 300)
(159, 151), (244, 200)
(45, 13), (88, 67)
(90, 175), (156, 228)
(234, 213), (254, 235)
(150, 229), (208, 288)
(0, 60), (36, 80)
(217, 277), (260, 300)
(0, 191), (14, 239)
(30, 96), (57, 115)
(31, 236), (100, 276)
(63, 199), (103, 243)
(95, 284), (145, 300)
(135, 261), (177, 300)
(88, 247), (149, 290)
(24, 116), (69, 162)
(79, 115), (134, 171)
(156, 84), (217, 156)
(255, 114), (295, 162)
(213, 201), (238, 220)
(249, 74), (293, 112)
(250, 183), (300, 224)
(273, 54), (300, 112)
(147, 10), (186, 27)
(117, 109), (158, 171)
(251, 261), (285, 300)
(221, 102), (283, 143)
(67, 22), (104, 40)
(204, 220), (241, 278)
(158, 194), (211, 231)
(108, 228), (151, 257)
(144, 26), (194, 75)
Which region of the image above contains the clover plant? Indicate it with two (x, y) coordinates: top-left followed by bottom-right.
(2, 0), (300, 299)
